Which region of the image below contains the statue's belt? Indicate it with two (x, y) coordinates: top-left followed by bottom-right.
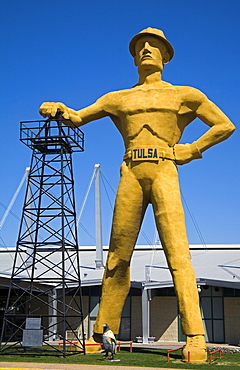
(123, 147), (175, 161)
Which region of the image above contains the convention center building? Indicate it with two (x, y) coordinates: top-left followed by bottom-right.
(0, 244), (239, 345)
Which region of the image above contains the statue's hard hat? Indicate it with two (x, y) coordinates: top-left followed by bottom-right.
(129, 27), (174, 61)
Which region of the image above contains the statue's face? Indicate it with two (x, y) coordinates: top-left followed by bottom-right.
(134, 35), (168, 72)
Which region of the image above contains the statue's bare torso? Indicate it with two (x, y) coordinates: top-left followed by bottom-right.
(94, 81), (205, 151)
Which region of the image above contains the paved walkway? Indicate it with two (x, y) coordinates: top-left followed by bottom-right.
(0, 363), (195, 370)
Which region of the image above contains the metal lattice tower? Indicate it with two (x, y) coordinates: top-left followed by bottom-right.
(0, 117), (85, 356)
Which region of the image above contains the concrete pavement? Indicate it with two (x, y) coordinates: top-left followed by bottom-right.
(0, 363), (195, 370)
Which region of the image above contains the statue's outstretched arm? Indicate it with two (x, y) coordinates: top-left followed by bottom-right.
(39, 97), (109, 127)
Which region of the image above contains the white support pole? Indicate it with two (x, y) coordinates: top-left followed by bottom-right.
(94, 164), (104, 269)
(48, 288), (57, 341)
(142, 287), (150, 344)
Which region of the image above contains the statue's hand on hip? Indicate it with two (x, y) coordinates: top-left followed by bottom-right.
(174, 141), (202, 165)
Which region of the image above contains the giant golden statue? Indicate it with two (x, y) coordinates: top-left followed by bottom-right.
(40, 28), (235, 363)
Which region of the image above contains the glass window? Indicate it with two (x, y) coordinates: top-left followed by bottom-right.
(213, 320), (224, 343)
(130, 288), (141, 296)
(224, 288), (240, 297)
(122, 296), (130, 318)
(201, 297), (212, 319)
(204, 320), (213, 342)
(212, 297), (223, 319)
(200, 285), (225, 343)
(118, 297), (131, 340)
(90, 296), (100, 318)
(89, 318), (96, 337)
(224, 288), (234, 297)
(118, 318), (130, 340)
(157, 287), (176, 296)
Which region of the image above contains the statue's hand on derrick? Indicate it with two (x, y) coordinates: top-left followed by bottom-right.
(39, 102), (82, 127)
(39, 102), (68, 119)
(173, 141), (202, 165)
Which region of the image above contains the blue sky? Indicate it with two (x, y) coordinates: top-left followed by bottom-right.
(0, 0), (239, 247)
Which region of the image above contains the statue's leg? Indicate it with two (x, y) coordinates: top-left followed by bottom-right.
(151, 160), (205, 336)
(94, 162), (147, 334)
(152, 161), (207, 362)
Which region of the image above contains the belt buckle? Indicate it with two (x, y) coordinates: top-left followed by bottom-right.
(131, 148), (159, 161)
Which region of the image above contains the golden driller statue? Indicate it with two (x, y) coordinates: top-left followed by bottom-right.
(40, 28), (235, 363)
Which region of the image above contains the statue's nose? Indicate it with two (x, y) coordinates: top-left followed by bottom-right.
(143, 42), (151, 53)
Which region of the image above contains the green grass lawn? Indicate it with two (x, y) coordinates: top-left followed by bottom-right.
(0, 347), (240, 369)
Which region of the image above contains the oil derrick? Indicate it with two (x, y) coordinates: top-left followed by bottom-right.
(0, 117), (85, 356)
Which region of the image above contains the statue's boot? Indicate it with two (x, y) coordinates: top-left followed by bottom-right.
(182, 335), (207, 363)
(76, 336), (102, 354)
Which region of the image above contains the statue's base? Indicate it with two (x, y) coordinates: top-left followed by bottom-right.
(104, 359), (120, 362)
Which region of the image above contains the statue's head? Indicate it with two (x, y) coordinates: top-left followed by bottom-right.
(129, 27), (174, 73)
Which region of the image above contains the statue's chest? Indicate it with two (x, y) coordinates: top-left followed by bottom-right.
(119, 89), (179, 115)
